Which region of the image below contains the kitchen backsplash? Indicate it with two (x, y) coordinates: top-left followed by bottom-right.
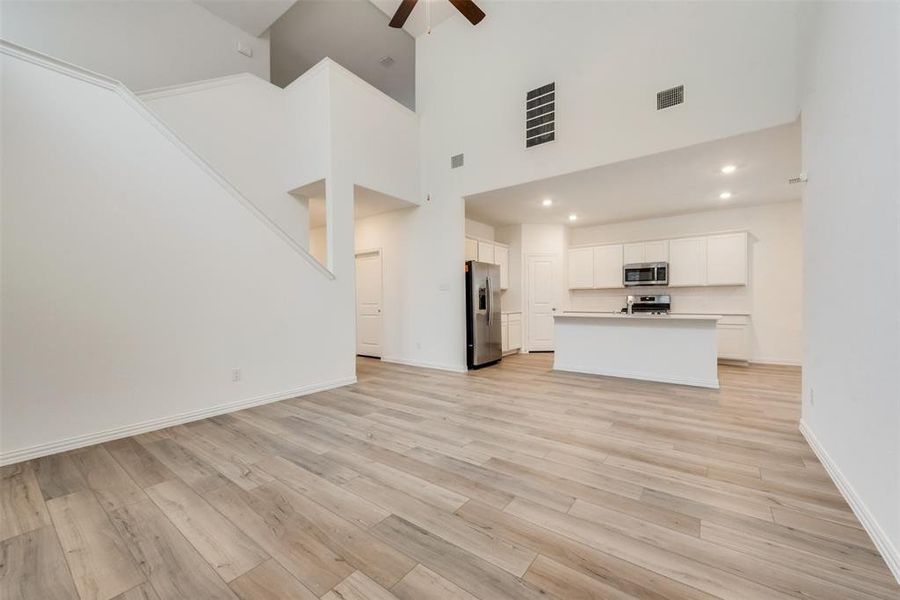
(568, 285), (751, 315)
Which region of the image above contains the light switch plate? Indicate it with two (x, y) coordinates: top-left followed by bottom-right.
(237, 42), (253, 57)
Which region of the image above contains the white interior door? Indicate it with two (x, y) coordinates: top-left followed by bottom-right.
(355, 251), (382, 357)
(526, 254), (559, 352)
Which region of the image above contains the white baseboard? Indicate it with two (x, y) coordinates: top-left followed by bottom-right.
(0, 376), (356, 466)
(799, 420), (900, 584)
(553, 363), (719, 389)
(380, 356), (468, 373)
(750, 357), (803, 366)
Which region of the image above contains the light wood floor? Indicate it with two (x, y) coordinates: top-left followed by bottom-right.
(2, 353), (898, 599)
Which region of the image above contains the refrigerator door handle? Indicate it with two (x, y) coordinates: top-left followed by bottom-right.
(485, 277), (491, 326)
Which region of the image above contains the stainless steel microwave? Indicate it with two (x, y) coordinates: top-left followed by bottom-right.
(623, 262), (669, 287)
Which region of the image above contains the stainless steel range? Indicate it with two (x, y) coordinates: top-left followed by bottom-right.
(622, 294), (671, 315)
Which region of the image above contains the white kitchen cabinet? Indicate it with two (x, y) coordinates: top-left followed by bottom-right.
(495, 245), (509, 289)
(477, 241), (494, 264)
(624, 241), (668, 264)
(717, 315), (751, 361)
(668, 237), (708, 287)
(465, 237), (479, 262)
(593, 244), (624, 288)
(644, 240), (669, 263)
(567, 248), (594, 289)
(706, 232), (748, 286)
(623, 243), (644, 265)
(501, 312), (522, 354)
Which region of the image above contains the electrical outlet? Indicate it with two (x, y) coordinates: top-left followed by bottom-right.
(416, 342), (422, 350)
(232, 368), (242, 382)
(808, 388), (815, 406)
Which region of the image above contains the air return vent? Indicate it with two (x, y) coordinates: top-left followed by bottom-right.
(450, 153), (464, 169)
(657, 85), (684, 110)
(526, 82), (555, 148)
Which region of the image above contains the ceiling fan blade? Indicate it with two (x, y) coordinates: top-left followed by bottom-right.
(389, 0), (419, 28)
(448, 0), (486, 25)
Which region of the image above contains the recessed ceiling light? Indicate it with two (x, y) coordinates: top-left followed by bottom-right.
(719, 191), (732, 200)
(568, 213), (578, 221)
(542, 198), (553, 207)
(721, 164), (737, 174)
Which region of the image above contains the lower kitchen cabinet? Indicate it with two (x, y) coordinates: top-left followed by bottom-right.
(501, 312), (522, 354)
(717, 315), (751, 362)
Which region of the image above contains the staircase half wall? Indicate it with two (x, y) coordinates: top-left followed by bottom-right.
(0, 41), (355, 464)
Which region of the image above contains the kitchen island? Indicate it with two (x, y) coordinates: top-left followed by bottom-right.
(553, 312), (721, 388)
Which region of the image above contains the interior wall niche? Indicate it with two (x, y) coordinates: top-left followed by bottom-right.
(289, 178), (330, 271)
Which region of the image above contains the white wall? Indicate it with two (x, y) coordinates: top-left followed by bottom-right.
(0, 0), (271, 91)
(310, 225), (327, 265)
(799, 1), (900, 580)
(569, 202), (803, 365)
(0, 45), (351, 463)
(399, 1), (803, 371)
(465, 218), (495, 240)
(0, 42), (420, 463)
(142, 74), (309, 248)
(420, 1), (801, 197)
(496, 224), (522, 313)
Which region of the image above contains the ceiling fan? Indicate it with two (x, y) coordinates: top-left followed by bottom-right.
(389, 0), (486, 29)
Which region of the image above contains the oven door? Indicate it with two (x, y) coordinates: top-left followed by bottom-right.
(624, 265), (658, 286)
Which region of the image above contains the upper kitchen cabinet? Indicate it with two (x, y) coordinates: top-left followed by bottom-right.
(668, 236), (708, 287)
(466, 237), (509, 290)
(624, 240), (669, 264)
(495, 245), (509, 289)
(567, 245), (623, 289)
(477, 240), (495, 264)
(706, 232), (748, 286)
(567, 248), (594, 289)
(593, 244), (624, 288)
(465, 237), (479, 262)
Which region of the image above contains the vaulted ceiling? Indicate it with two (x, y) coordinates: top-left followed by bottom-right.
(194, 0), (297, 36)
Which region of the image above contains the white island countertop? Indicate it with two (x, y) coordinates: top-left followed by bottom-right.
(556, 312), (721, 321)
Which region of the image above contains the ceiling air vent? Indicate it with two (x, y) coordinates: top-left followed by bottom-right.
(526, 82), (555, 148)
(657, 85), (684, 110)
(450, 153), (464, 169)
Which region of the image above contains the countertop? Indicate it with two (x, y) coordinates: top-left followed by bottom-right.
(555, 311), (721, 321)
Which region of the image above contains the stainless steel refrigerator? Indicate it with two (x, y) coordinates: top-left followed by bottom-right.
(466, 261), (502, 369)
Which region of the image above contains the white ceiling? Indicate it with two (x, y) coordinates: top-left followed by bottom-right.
(370, 0), (459, 37)
(195, 0), (297, 36)
(465, 122), (801, 228)
(293, 180), (416, 228)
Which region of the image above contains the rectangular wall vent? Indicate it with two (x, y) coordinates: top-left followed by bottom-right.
(450, 153), (464, 169)
(657, 85), (684, 110)
(526, 82), (555, 148)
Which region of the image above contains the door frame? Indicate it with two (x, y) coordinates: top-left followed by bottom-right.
(523, 252), (560, 353)
(354, 247), (383, 359)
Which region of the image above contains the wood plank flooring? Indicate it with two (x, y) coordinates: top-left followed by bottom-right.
(2, 353), (898, 599)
